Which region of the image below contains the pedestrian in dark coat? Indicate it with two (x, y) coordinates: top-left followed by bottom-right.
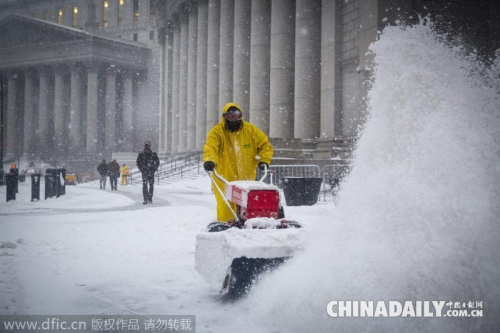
(107, 159), (120, 191)
(136, 141), (160, 204)
(97, 160), (108, 190)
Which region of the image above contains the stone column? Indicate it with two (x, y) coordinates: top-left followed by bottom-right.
(104, 67), (117, 152)
(219, 0), (234, 110)
(321, 0), (342, 139)
(69, 67), (82, 147)
(23, 70), (35, 155)
(233, 0), (251, 120)
(250, 0), (271, 134)
(171, 21), (181, 153)
(122, 73), (134, 151)
(164, 25), (173, 152)
(206, 0), (220, 130)
(86, 67), (99, 152)
(53, 67), (65, 148)
(196, 0), (209, 149)
(38, 69), (51, 141)
(6, 73), (18, 157)
(294, 0), (321, 139)
(179, 11), (189, 152)
(187, 4), (198, 150)
(270, 0), (295, 138)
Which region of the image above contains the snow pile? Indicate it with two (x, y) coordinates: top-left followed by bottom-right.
(195, 228), (306, 290)
(246, 21), (500, 332)
(244, 217), (282, 229)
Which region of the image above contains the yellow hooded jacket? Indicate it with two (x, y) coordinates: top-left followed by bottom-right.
(203, 102), (273, 222)
(121, 165), (130, 176)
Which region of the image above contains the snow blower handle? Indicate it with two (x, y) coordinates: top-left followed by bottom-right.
(206, 169), (239, 222)
(259, 164), (269, 182)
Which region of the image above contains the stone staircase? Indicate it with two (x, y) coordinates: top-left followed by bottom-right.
(126, 152), (205, 187)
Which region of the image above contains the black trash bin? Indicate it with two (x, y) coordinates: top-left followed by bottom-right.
(9, 167), (18, 193)
(6, 173), (16, 202)
(46, 168), (61, 198)
(45, 169), (55, 199)
(60, 168), (66, 195)
(282, 177), (323, 206)
(31, 173), (41, 202)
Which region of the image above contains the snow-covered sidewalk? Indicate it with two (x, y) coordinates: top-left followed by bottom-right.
(0, 176), (331, 332)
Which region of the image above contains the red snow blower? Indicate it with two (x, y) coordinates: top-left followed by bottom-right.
(195, 166), (304, 298)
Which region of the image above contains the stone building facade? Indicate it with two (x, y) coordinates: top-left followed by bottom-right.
(156, 0), (499, 163)
(1, 0), (498, 167)
(0, 0), (161, 165)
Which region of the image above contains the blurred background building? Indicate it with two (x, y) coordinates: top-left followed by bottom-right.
(0, 0), (498, 171)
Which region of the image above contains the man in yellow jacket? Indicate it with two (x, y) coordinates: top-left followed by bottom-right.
(120, 163), (130, 185)
(203, 102), (273, 222)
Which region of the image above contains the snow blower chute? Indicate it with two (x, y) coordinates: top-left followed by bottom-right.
(195, 166), (305, 298)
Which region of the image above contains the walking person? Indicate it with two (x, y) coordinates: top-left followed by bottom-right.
(120, 163), (130, 185)
(107, 159), (120, 191)
(97, 159), (108, 190)
(136, 141), (160, 204)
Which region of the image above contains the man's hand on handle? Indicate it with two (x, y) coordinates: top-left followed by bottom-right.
(204, 161), (215, 172)
(259, 162), (269, 171)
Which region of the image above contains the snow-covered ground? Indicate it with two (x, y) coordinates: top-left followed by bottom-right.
(0, 175), (331, 332)
(1, 20), (499, 333)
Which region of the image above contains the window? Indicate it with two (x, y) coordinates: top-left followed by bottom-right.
(150, 1), (156, 21)
(44, 11), (49, 20)
(72, 6), (78, 27)
(133, 0), (139, 23)
(57, 9), (63, 24)
(149, 30), (154, 40)
(117, 0), (124, 25)
(102, 0), (109, 27)
(133, 33), (138, 41)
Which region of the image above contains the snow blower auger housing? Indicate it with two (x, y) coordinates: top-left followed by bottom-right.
(195, 167), (305, 298)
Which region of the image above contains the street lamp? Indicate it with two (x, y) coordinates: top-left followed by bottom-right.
(0, 74), (4, 185)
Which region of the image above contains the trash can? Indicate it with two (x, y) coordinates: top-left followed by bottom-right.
(60, 168), (66, 195)
(282, 177), (323, 206)
(46, 168), (61, 198)
(45, 170), (55, 200)
(9, 167), (18, 193)
(31, 173), (41, 202)
(53, 169), (61, 198)
(6, 173), (16, 202)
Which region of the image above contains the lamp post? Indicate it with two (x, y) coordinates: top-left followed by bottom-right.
(0, 74), (4, 185)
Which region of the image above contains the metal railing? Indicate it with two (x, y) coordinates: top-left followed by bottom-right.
(156, 157), (202, 184)
(321, 164), (348, 201)
(257, 164), (321, 189)
(129, 151), (202, 185)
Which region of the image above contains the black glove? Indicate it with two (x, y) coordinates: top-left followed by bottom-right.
(204, 161), (215, 172)
(259, 162), (269, 171)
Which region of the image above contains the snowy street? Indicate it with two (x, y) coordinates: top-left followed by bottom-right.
(0, 13), (499, 332)
(0, 175), (328, 332)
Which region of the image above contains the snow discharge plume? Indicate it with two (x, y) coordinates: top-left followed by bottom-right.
(245, 21), (500, 332)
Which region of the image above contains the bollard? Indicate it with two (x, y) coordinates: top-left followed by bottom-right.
(45, 174), (54, 199)
(6, 173), (16, 202)
(60, 168), (66, 195)
(31, 173), (41, 202)
(0, 170), (4, 186)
